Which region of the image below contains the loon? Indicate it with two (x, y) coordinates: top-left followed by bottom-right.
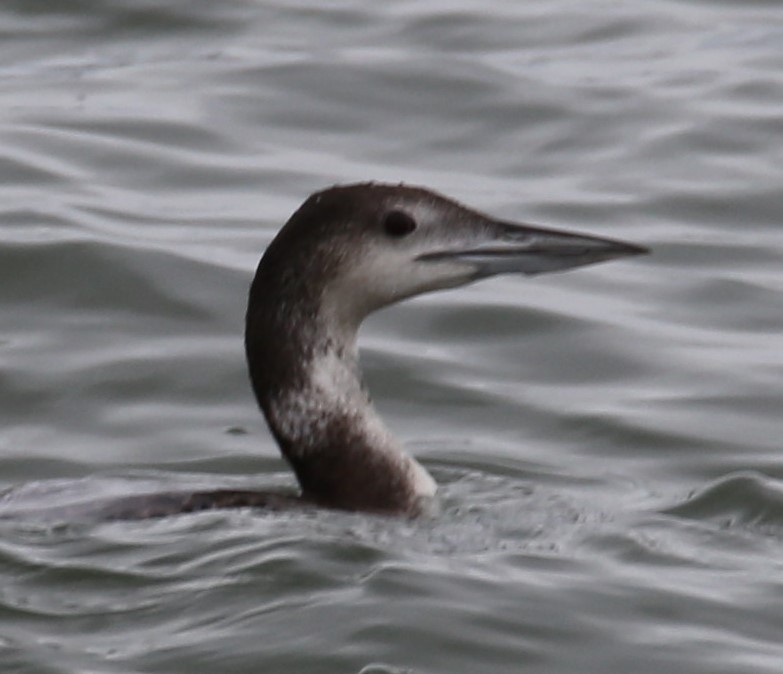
(61, 182), (647, 521)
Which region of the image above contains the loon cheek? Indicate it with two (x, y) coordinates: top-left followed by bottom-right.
(412, 256), (479, 292)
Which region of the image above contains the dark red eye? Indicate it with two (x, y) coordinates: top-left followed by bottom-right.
(383, 210), (417, 238)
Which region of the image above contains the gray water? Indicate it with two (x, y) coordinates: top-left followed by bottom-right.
(1, 1), (782, 672)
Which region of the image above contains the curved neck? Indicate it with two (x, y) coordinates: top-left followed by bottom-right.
(245, 273), (435, 514)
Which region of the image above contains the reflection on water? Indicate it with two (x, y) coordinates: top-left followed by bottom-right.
(1, 1), (783, 673)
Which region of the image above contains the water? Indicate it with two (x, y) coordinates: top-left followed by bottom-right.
(1, 1), (782, 672)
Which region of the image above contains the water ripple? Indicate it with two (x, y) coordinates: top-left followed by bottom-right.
(2, 0), (783, 672)
(665, 472), (783, 533)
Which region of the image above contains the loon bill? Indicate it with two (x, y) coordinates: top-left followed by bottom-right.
(36, 182), (644, 522)
(242, 182), (647, 516)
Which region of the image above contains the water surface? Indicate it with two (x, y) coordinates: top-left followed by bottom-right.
(1, 1), (783, 673)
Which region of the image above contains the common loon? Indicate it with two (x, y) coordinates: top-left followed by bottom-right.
(65, 182), (647, 520)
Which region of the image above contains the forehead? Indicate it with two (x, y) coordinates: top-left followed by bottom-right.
(318, 183), (449, 211)
(290, 183), (486, 250)
(333, 184), (468, 222)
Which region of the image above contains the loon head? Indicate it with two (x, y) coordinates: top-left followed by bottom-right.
(246, 182), (646, 515)
(252, 182), (646, 328)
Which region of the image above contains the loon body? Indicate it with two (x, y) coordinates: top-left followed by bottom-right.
(242, 182), (646, 516)
(16, 183), (644, 522)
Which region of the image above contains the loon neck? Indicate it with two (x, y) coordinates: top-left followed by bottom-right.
(240, 182), (646, 516)
(245, 275), (435, 514)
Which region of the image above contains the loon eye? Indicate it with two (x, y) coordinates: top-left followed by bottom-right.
(383, 210), (417, 238)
